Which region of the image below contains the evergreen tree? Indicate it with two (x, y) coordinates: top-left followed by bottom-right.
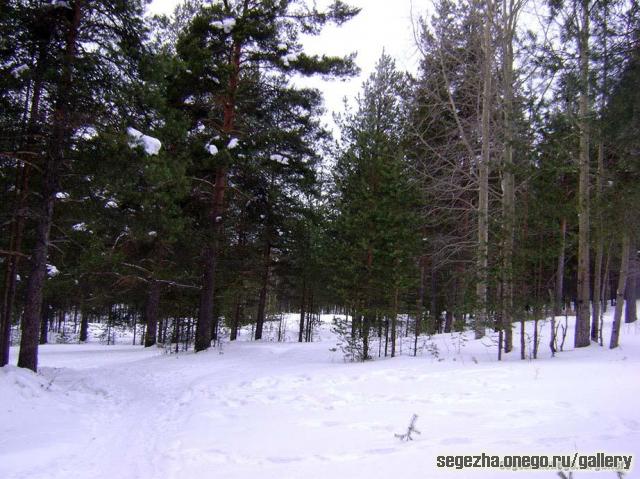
(174, 0), (358, 350)
(330, 53), (420, 360)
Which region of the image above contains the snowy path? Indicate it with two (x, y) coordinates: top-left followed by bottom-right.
(2, 313), (640, 479)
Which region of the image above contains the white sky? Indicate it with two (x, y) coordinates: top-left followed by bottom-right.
(148, 0), (425, 130)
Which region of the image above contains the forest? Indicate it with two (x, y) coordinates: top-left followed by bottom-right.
(1, 0), (639, 373)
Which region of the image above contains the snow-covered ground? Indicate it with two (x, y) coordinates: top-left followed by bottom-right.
(1, 306), (639, 479)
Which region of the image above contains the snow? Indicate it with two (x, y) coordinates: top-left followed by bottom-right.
(282, 53), (299, 66)
(11, 64), (28, 78)
(205, 143), (219, 155)
(72, 223), (88, 232)
(127, 127), (161, 156)
(148, 231), (157, 237)
(270, 154), (289, 165)
(211, 18), (236, 34)
(49, 0), (72, 8)
(73, 125), (98, 141)
(46, 264), (59, 277)
(227, 138), (239, 149)
(2, 306), (639, 479)
(55, 192), (70, 200)
(105, 200), (118, 209)
(277, 43), (288, 51)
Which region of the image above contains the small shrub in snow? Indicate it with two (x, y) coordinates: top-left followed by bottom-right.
(330, 316), (366, 362)
(395, 414), (421, 441)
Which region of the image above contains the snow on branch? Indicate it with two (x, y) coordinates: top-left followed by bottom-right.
(127, 127), (161, 156)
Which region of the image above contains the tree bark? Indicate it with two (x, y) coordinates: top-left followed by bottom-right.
(500, 0), (517, 355)
(624, 239), (637, 323)
(254, 243), (271, 340)
(391, 287), (398, 357)
(575, 0), (592, 348)
(144, 280), (161, 347)
(475, 0), (493, 340)
(230, 293), (241, 341)
(79, 306), (89, 343)
(298, 280), (306, 342)
(1, 28), (49, 367)
(414, 260), (425, 356)
(1, 165), (31, 365)
(555, 217), (567, 316)
(17, 0), (83, 372)
(609, 233), (631, 349)
(195, 39), (241, 352)
(39, 303), (49, 345)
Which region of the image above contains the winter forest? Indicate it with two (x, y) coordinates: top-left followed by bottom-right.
(1, 0), (639, 478)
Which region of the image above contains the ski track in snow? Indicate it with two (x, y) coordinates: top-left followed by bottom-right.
(2, 308), (640, 479)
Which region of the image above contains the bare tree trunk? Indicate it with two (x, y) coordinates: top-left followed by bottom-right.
(39, 303), (49, 345)
(600, 245), (611, 345)
(610, 233), (631, 349)
(444, 310), (454, 333)
(144, 280), (161, 347)
(555, 217), (567, 316)
(575, 0), (592, 348)
(592, 2), (609, 340)
(254, 243), (271, 340)
(414, 260), (425, 356)
(475, 0), (493, 340)
(500, 0), (518, 355)
(230, 293), (241, 341)
(362, 314), (370, 360)
(520, 315), (526, 360)
(79, 305), (89, 343)
(391, 287), (398, 357)
(298, 281), (306, 343)
(625, 239), (637, 323)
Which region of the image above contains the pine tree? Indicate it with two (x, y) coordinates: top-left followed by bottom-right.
(1, 0), (148, 371)
(174, 0), (359, 351)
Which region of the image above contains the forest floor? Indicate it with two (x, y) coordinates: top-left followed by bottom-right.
(1, 305), (639, 479)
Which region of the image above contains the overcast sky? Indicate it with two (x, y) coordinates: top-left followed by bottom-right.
(148, 0), (425, 130)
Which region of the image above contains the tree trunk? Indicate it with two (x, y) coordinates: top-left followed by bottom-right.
(1, 33), (48, 367)
(592, 2), (609, 339)
(444, 310), (454, 333)
(17, 0), (83, 372)
(475, 0), (493, 340)
(575, 0), (591, 348)
(555, 217), (567, 317)
(230, 293), (241, 341)
(254, 243), (271, 340)
(144, 280), (161, 347)
(414, 260), (425, 356)
(500, 0), (517, 355)
(625, 239), (637, 323)
(430, 265), (438, 333)
(298, 281), (306, 342)
(610, 233), (631, 349)
(39, 303), (49, 345)
(391, 287), (398, 357)
(362, 314), (370, 360)
(600, 245), (611, 345)
(195, 40), (241, 352)
(79, 306), (89, 343)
